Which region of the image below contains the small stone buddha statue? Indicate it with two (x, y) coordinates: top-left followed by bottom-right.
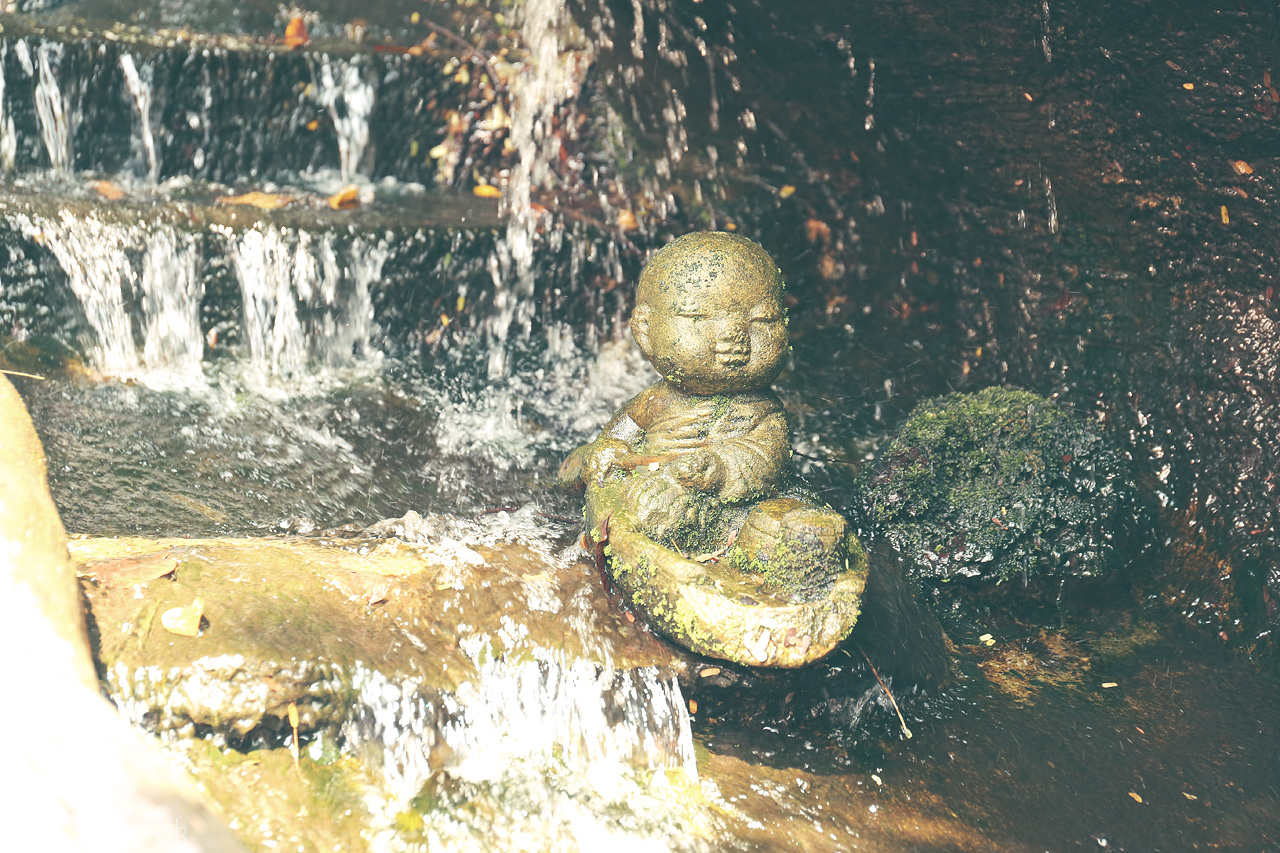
(559, 231), (850, 600)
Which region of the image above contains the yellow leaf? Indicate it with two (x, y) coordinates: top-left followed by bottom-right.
(306, 119), (319, 132)
(472, 184), (502, 199)
(328, 184), (361, 210)
(779, 185), (796, 198)
(161, 597), (204, 637)
(216, 191), (296, 210)
(1231, 160), (1253, 175)
(429, 143), (450, 160)
(1128, 792), (1143, 803)
(1220, 205), (1230, 224)
(1182, 82), (1194, 90)
(288, 701), (299, 728)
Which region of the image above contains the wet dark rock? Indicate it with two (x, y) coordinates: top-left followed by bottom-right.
(856, 387), (1134, 589)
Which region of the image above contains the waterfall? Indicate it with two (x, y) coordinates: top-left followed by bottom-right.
(17, 211), (138, 376)
(119, 53), (160, 183)
(487, 0), (579, 379)
(14, 212), (208, 387)
(0, 44), (16, 170)
(137, 229), (203, 387)
(228, 226), (384, 378)
(314, 57), (375, 180)
(32, 41), (72, 173)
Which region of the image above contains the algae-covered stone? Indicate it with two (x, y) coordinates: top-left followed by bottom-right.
(75, 534), (682, 742)
(856, 386), (1133, 585)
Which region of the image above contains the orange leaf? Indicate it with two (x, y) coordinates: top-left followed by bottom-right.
(616, 209), (639, 231)
(84, 553), (178, 588)
(327, 184), (361, 210)
(215, 191), (296, 210)
(472, 184), (502, 199)
(284, 16), (310, 49)
(90, 180), (125, 201)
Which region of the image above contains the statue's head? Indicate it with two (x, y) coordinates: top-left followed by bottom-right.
(631, 232), (788, 395)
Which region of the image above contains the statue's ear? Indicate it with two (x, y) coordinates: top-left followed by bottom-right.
(631, 304), (652, 355)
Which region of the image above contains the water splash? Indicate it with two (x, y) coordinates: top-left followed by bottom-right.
(33, 40), (72, 172)
(119, 53), (160, 183)
(313, 56), (375, 180)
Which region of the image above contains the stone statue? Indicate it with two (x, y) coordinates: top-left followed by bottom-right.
(559, 232), (868, 667)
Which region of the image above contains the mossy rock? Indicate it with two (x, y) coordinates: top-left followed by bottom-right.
(855, 386), (1133, 585)
(585, 482), (869, 668)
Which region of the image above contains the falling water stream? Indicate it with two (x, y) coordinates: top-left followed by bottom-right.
(2, 0), (1279, 850)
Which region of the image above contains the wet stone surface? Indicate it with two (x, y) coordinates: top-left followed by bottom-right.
(74, 528), (685, 748)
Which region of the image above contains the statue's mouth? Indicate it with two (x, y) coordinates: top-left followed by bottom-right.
(715, 349), (749, 367)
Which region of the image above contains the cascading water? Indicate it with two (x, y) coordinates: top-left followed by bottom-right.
(488, 0), (579, 379)
(119, 53), (159, 183)
(226, 226), (385, 380)
(0, 44), (16, 170)
(314, 55), (375, 181)
(32, 40), (72, 172)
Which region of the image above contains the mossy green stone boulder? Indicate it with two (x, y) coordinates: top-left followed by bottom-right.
(856, 387), (1132, 585)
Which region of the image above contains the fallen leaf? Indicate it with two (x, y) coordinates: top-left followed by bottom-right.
(688, 699), (698, 714)
(84, 553), (178, 588)
(306, 119), (319, 132)
(90, 180), (125, 201)
(161, 597), (204, 637)
(1182, 82), (1195, 90)
(428, 142), (451, 160)
(328, 184), (361, 210)
(779, 184), (796, 198)
(616, 209), (639, 231)
(1231, 160), (1254, 175)
(284, 16), (310, 49)
(1220, 205), (1230, 224)
(216, 191), (296, 210)
(1128, 792), (1143, 803)
(1101, 682), (1119, 688)
(472, 184), (502, 199)
(806, 218), (832, 245)
(699, 667), (721, 678)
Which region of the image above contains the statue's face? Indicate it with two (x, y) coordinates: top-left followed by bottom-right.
(634, 271), (788, 395)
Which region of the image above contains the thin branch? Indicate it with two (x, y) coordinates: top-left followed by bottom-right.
(857, 643), (913, 739)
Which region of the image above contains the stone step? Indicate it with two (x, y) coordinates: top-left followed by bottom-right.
(0, 3), (521, 186)
(0, 182), (628, 381)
